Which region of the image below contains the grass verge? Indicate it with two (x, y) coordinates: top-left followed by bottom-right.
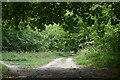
(74, 47), (120, 68)
(2, 51), (60, 68)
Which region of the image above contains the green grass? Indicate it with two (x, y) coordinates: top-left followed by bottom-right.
(0, 64), (2, 78)
(57, 51), (72, 57)
(74, 47), (120, 68)
(2, 51), (60, 68)
(0, 64), (12, 78)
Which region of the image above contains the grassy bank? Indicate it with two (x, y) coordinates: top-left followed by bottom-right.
(74, 47), (120, 68)
(2, 51), (60, 68)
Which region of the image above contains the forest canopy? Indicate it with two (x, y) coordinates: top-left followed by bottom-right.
(2, 2), (120, 67)
(2, 2), (120, 30)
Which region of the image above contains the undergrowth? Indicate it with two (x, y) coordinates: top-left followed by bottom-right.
(74, 47), (120, 68)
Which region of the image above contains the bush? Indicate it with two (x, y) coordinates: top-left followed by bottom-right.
(2, 27), (42, 51)
(2, 23), (85, 52)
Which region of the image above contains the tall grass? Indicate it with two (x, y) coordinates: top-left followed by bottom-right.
(74, 46), (119, 68)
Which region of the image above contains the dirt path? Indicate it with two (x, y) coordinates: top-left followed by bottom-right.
(39, 57), (79, 68)
(0, 57), (120, 78)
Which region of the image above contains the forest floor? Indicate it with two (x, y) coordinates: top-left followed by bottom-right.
(0, 56), (120, 78)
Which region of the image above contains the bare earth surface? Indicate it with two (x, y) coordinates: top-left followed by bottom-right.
(0, 57), (120, 78)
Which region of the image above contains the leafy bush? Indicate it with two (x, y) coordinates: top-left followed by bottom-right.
(2, 26), (42, 51)
(2, 23), (85, 52)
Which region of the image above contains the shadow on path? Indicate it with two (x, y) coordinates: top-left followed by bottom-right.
(0, 57), (120, 78)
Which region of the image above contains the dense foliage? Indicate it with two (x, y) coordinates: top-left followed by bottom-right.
(2, 2), (120, 30)
(2, 2), (120, 67)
